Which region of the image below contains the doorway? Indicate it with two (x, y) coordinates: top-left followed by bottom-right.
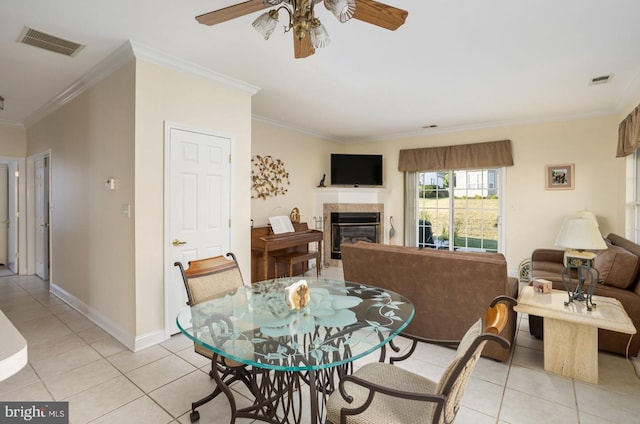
(164, 123), (232, 336)
(417, 169), (503, 253)
(0, 158), (21, 276)
(35, 155), (50, 280)
(27, 151), (51, 280)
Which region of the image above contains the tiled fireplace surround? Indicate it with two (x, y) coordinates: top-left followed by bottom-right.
(315, 187), (388, 268)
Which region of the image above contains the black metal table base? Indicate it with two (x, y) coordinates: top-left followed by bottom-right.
(193, 353), (351, 424)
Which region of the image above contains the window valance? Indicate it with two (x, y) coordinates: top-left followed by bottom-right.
(398, 139), (514, 172)
(617, 104), (640, 157)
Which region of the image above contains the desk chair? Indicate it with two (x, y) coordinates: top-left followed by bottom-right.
(174, 253), (254, 423)
(326, 296), (516, 424)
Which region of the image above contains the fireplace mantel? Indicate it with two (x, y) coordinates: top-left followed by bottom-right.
(314, 187), (389, 206)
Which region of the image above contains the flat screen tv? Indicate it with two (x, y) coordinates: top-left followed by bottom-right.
(330, 154), (383, 186)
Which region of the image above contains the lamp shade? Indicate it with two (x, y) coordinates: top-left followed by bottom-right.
(575, 209), (599, 227)
(325, 0), (356, 23)
(310, 19), (330, 48)
(252, 10), (279, 40)
(554, 217), (607, 250)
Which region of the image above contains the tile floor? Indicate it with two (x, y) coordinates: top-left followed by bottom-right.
(1, 269), (639, 423)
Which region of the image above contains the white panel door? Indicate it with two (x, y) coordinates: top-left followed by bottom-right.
(7, 162), (18, 273)
(35, 157), (49, 280)
(166, 127), (231, 335)
(0, 165), (7, 265)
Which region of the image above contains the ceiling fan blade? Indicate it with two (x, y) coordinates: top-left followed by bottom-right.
(353, 0), (408, 31)
(294, 34), (315, 59)
(196, 0), (270, 26)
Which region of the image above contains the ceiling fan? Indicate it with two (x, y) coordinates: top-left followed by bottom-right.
(196, 0), (408, 59)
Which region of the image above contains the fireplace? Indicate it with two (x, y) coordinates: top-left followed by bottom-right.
(320, 198), (386, 267)
(330, 212), (380, 259)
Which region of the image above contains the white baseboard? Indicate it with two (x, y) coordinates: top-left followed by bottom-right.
(49, 283), (168, 352)
(134, 330), (167, 352)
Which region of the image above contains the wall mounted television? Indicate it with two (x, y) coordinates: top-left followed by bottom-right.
(330, 154), (383, 186)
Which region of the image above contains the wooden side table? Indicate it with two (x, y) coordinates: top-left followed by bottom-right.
(514, 286), (636, 384)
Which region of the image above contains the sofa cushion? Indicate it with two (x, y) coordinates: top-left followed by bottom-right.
(594, 244), (640, 289)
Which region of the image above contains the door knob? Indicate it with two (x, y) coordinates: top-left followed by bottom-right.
(40, 223), (49, 227)
(172, 239), (187, 246)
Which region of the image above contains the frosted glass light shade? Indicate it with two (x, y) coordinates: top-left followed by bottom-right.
(310, 20), (330, 48)
(325, 0), (356, 23)
(554, 217), (607, 250)
(252, 10), (279, 40)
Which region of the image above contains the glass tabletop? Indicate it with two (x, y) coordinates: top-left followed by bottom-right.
(176, 277), (414, 372)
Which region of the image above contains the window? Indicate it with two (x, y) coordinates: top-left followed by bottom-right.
(418, 168), (502, 253)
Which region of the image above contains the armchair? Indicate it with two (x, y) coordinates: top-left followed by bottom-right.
(174, 253), (254, 423)
(325, 296), (516, 424)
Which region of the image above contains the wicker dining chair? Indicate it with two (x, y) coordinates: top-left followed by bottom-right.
(174, 252), (254, 423)
(326, 296), (517, 424)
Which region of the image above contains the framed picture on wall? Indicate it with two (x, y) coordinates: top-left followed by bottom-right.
(545, 163), (574, 190)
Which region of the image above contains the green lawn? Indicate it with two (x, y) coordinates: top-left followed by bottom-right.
(419, 197), (499, 252)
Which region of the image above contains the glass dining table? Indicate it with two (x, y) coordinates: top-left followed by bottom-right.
(176, 276), (414, 424)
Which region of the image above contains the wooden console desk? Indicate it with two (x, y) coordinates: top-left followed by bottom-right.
(251, 223), (323, 283)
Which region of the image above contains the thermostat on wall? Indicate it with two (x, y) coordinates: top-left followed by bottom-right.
(106, 178), (117, 190)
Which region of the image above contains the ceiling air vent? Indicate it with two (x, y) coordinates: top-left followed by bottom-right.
(589, 75), (612, 86)
(18, 27), (84, 57)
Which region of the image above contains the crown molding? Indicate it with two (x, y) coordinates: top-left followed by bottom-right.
(130, 41), (260, 96)
(0, 119), (25, 129)
(23, 40), (260, 128)
(23, 42), (135, 127)
(252, 114), (340, 143)
(615, 68), (640, 115)
(254, 106), (618, 145)
(336, 109), (618, 144)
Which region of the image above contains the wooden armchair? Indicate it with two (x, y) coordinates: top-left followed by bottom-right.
(326, 296), (517, 424)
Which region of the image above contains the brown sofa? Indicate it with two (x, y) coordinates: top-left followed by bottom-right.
(529, 233), (640, 357)
(340, 242), (519, 362)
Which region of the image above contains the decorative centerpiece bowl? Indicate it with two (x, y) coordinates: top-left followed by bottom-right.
(285, 280), (310, 310)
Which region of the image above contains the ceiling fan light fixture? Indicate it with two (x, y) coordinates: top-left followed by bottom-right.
(196, 0), (408, 58)
(324, 0), (356, 23)
(310, 19), (330, 48)
(253, 10), (280, 40)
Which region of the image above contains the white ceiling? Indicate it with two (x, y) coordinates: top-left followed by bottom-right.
(1, 0), (640, 143)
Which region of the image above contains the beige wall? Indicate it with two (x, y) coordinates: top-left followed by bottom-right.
(25, 57), (254, 349)
(27, 62), (137, 339)
(343, 115), (622, 272)
(135, 60), (254, 339)
(252, 115), (623, 274)
(0, 126), (27, 157)
(250, 122), (344, 228)
(15, 48), (639, 348)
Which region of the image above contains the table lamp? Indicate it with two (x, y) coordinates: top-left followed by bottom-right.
(554, 214), (607, 310)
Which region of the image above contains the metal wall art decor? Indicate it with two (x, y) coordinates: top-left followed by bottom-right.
(251, 155), (290, 199)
